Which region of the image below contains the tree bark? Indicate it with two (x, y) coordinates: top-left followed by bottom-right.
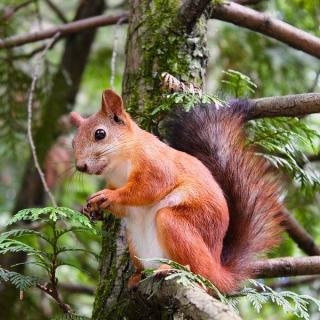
(91, 1), (216, 319)
(247, 93), (320, 119)
(253, 256), (320, 278)
(129, 278), (242, 320)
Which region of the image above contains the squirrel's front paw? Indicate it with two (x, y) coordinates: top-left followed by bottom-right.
(82, 206), (104, 222)
(86, 189), (114, 212)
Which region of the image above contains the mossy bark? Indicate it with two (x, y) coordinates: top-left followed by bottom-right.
(123, 0), (209, 131)
(92, 1), (210, 319)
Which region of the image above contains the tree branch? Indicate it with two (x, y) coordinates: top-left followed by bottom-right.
(132, 256), (320, 319)
(282, 210), (320, 256)
(247, 93), (320, 119)
(1, 3), (320, 62)
(211, 2), (320, 59)
(0, 14), (128, 49)
(178, 0), (212, 32)
(253, 256), (320, 278)
(132, 278), (242, 320)
(36, 282), (72, 314)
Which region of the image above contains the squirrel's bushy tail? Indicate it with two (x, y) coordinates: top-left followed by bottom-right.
(163, 101), (284, 287)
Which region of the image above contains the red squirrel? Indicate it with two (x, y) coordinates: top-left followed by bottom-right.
(70, 89), (284, 293)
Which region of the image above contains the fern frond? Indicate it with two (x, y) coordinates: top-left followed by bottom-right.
(221, 69), (257, 97)
(248, 117), (320, 194)
(8, 207), (95, 231)
(0, 267), (41, 290)
(0, 239), (46, 257)
(0, 228), (49, 243)
(240, 279), (320, 320)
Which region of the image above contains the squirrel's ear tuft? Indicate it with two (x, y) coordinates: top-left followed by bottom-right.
(101, 89), (124, 116)
(70, 112), (84, 127)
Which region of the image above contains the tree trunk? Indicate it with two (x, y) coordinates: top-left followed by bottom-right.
(91, 1), (232, 319)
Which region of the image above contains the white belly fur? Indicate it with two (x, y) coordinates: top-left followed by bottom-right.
(125, 191), (183, 269)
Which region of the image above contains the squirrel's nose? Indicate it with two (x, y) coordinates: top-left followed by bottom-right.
(76, 162), (88, 173)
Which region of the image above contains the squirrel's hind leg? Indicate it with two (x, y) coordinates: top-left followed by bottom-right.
(156, 207), (236, 293)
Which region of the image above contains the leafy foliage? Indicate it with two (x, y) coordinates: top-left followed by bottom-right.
(0, 206), (98, 314)
(221, 69), (257, 97)
(240, 280), (320, 320)
(247, 117), (320, 196)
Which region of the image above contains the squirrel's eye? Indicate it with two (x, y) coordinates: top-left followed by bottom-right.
(95, 129), (106, 141)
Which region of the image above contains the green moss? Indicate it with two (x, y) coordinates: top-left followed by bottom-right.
(124, 0), (208, 130)
(92, 214), (128, 320)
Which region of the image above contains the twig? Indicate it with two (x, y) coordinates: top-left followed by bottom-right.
(282, 209), (320, 256)
(37, 282), (72, 313)
(211, 2), (320, 59)
(44, 0), (68, 23)
(110, 16), (127, 89)
(0, 14), (128, 49)
(1, 0), (34, 21)
(27, 33), (60, 207)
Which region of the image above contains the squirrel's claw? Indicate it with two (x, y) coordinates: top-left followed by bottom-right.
(82, 205), (104, 222)
(86, 189), (113, 213)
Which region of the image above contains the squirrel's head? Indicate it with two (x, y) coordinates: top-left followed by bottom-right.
(70, 89), (133, 175)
